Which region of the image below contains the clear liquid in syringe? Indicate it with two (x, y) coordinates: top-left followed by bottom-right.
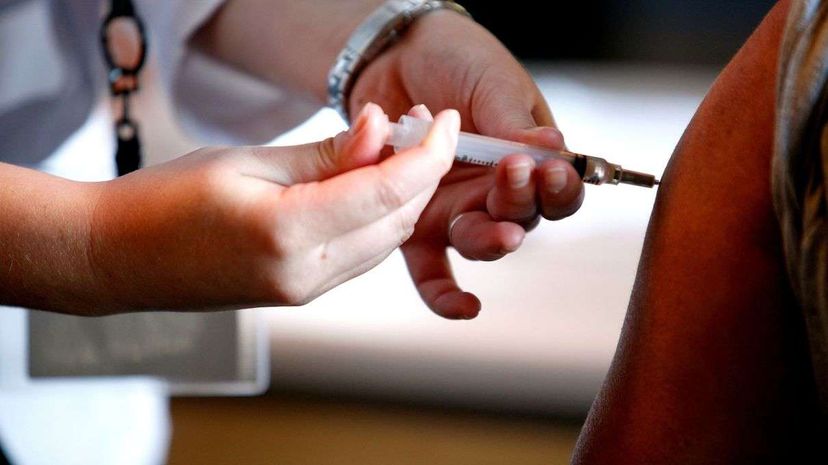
(386, 114), (661, 188)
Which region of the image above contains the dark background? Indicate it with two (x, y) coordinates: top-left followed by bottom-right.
(463, 0), (777, 64)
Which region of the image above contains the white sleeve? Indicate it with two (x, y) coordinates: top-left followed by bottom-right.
(136, 0), (321, 145)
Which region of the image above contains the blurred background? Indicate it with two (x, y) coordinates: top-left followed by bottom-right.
(1, 1), (777, 464)
(170, 2), (776, 463)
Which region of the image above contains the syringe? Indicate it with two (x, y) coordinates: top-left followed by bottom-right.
(387, 115), (660, 188)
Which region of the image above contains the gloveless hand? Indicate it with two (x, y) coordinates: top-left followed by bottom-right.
(85, 104), (459, 314)
(349, 10), (585, 319)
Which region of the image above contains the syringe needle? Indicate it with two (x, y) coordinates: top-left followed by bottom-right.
(387, 115), (661, 189)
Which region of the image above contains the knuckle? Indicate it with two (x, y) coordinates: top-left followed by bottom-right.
(394, 206), (420, 246)
(315, 137), (339, 173)
(375, 170), (408, 211)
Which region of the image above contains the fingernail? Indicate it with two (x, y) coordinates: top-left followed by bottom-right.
(506, 160), (531, 189)
(424, 109), (460, 150)
(445, 109), (461, 136)
(544, 166), (568, 194)
(412, 103), (430, 115)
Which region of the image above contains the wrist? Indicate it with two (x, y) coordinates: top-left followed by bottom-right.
(84, 175), (171, 315)
(327, 0), (472, 121)
(65, 181), (113, 314)
(82, 179), (135, 314)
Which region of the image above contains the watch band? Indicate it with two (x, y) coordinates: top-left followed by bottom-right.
(326, 0), (471, 122)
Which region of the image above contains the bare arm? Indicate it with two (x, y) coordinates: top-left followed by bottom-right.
(574, 0), (823, 462)
(192, 0), (587, 318)
(0, 106), (460, 316)
(192, 0), (383, 102)
(0, 164), (100, 312)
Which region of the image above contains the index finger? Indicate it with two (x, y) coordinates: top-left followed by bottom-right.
(282, 109), (460, 240)
(468, 69), (562, 143)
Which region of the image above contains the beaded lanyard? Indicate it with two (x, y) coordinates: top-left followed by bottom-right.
(100, 0), (147, 176)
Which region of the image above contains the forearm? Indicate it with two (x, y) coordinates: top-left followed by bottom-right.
(193, 0), (383, 102)
(574, 0), (821, 462)
(0, 163), (103, 314)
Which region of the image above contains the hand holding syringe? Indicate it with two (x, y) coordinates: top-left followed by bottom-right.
(386, 115), (660, 188)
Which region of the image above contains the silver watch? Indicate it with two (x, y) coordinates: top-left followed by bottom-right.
(326, 0), (471, 122)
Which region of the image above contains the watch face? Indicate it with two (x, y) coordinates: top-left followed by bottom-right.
(28, 310), (267, 395)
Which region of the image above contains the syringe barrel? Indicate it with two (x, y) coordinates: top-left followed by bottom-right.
(386, 115), (659, 188)
(388, 115), (575, 167)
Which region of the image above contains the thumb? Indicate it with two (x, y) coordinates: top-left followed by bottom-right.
(247, 102), (390, 185)
(470, 74), (565, 150)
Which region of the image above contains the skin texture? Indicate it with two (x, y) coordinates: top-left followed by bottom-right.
(573, 1), (825, 462)
(3, 1), (584, 317)
(195, 1), (585, 319)
(351, 11), (585, 318)
(0, 105), (459, 315)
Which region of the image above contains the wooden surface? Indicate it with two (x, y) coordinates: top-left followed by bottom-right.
(168, 395), (580, 465)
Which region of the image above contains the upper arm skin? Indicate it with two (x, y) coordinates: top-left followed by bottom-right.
(573, 1), (824, 463)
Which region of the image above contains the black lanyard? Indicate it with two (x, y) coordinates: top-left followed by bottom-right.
(100, 0), (147, 176)
(0, 439), (10, 465)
